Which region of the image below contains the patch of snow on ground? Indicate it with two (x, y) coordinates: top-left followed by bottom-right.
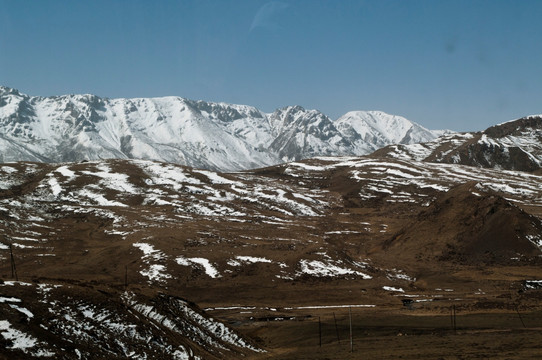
(47, 177), (62, 197)
(1, 281), (34, 287)
(234, 256), (272, 264)
(288, 162), (330, 172)
(383, 286), (405, 293)
(526, 235), (542, 249)
(76, 189), (128, 207)
(386, 269), (416, 282)
(140, 264), (171, 283)
(287, 304), (376, 310)
(133, 242), (159, 257)
(325, 230), (361, 235)
(385, 168), (418, 178)
(297, 260), (372, 279)
(55, 165), (76, 180)
(9, 304), (34, 319)
(291, 192), (318, 203)
(176, 256), (221, 278)
(1, 166), (17, 174)
(0, 296), (22, 303)
(173, 347), (193, 360)
(174, 298), (262, 352)
(524, 280), (542, 289)
(13, 243), (34, 249)
(138, 161), (201, 190)
(123, 292), (260, 353)
(82, 163), (137, 194)
(194, 169), (244, 186)
(0, 320), (53, 356)
(133, 243), (171, 283)
(227, 259), (241, 266)
(0, 320), (36, 349)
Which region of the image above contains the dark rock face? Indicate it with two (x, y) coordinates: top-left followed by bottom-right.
(484, 116), (542, 138)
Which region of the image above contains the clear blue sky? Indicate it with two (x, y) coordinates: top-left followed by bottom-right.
(1, 0), (541, 131)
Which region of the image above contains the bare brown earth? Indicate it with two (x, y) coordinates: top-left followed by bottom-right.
(0, 157), (541, 358)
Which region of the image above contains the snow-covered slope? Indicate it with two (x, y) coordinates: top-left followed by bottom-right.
(1, 155), (542, 357)
(0, 86), (446, 171)
(335, 111), (449, 154)
(374, 115), (542, 172)
(267, 106), (354, 162)
(0, 87), (278, 170)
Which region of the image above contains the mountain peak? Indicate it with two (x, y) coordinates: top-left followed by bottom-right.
(374, 112), (542, 172)
(341, 110), (392, 118)
(335, 110), (439, 152)
(0, 87), (449, 170)
(283, 105), (306, 112)
(0, 86), (24, 97)
(485, 115), (542, 138)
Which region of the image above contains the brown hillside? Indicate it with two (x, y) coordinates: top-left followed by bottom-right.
(383, 182), (542, 265)
(484, 116), (542, 138)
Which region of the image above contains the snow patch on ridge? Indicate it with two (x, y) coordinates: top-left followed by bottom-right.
(176, 256), (221, 278)
(133, 242), (171, 283)
(297, 259), (372, 279)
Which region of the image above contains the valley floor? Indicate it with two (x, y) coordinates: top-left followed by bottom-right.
(185, 278), (542, 359)
(245, 312), (542, 359)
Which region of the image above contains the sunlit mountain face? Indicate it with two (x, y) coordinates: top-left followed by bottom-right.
(0, 87), (445, 171)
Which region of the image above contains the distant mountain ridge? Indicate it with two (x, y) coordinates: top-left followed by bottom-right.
(0, 86), (446, 171)
(374, 115), (542, 172)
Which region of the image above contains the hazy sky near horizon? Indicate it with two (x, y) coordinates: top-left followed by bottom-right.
(1, 0), (541, 131)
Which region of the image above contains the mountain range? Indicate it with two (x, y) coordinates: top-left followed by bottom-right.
(374, 115), (542, 172)
(1, 86), (542, 358)
(0, 86), (446, 171)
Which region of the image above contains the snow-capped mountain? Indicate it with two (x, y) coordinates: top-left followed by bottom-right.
(0, 86), (445, 170)
(0, 87), (278, 170)
(335, 111), (449, 154)
(374, 115), (542, 172)
(267, 105), (354, 162)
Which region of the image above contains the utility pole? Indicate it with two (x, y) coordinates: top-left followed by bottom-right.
(451, 304), (457, 333)
(333, 312), (341, 344)
(9, 244), (18, 281)
(450, 305), (453, 331)
(318, 316), (322, 348)
(515, 304), (526, 328)
(349, 306), (353, 353)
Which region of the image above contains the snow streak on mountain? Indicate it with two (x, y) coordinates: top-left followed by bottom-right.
(374, 115), (542, 172)
(0, 87), (445, 171)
